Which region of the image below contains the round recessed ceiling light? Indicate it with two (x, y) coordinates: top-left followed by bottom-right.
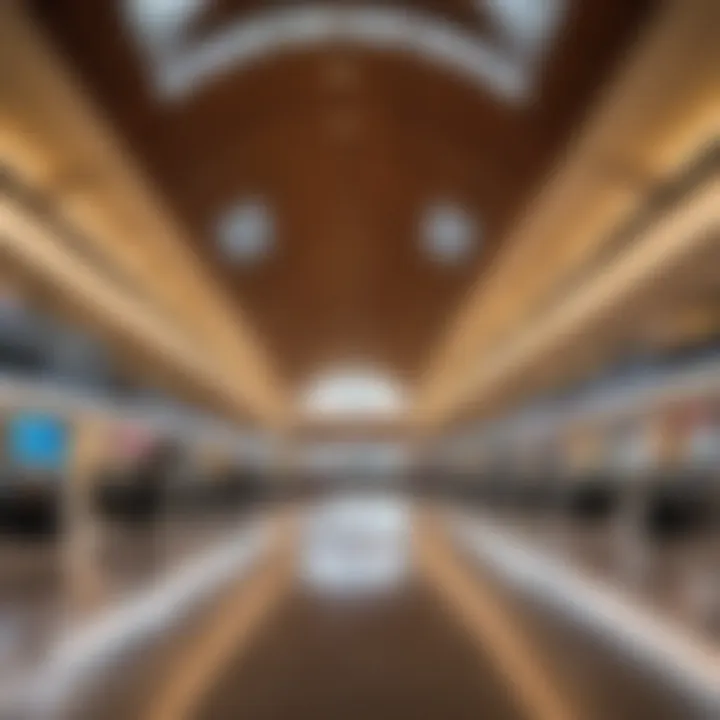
(216, 199), (273, 264)
(421, 202), (479, 265)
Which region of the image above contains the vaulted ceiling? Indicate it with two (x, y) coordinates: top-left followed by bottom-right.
(27, 0), (655, 391)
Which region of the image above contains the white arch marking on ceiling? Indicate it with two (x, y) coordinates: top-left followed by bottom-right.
(125, 0), (205, 50)
(124, 4), (542, 103)
(483, 0), (566, 59)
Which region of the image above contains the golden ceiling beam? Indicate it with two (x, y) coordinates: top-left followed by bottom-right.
(426, 172), (720, 425)
(417, 0), (720, 426)
(0, 196), (261, 421)
(0, 1), (287, 427)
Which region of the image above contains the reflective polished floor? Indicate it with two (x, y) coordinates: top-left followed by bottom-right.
(1, 498), (717, 719)
(201, 581), (521, 720)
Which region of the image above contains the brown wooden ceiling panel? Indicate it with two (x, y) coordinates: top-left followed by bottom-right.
(28, 0), (656, 388)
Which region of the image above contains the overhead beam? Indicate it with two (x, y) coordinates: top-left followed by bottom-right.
(417, 0), (720, 426)
(0, 196), (260, 421)
(0, 1), (287, 427)
(426, 171), (719, 425)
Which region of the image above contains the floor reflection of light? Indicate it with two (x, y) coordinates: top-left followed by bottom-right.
(300, 493), (410, 598)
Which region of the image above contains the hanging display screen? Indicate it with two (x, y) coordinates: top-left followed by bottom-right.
(5, 412), (70, 471)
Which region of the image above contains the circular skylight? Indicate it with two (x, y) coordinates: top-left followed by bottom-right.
(301, 368), (406, 418)
(421, 202), (479, 265)
(216, 199), (274, 264)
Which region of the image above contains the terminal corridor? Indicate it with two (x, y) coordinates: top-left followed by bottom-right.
(0, 0), (718, 717)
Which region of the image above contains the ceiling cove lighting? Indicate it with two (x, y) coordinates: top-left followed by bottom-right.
(421, 202), (480, 265)
(216, 199), (274, 265)
(124, 0), (205, 51)
(123, 4), (531, 102)
(482, 0), (567, 59)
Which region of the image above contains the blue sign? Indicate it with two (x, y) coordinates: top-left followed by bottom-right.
(6, 413), (70, 471)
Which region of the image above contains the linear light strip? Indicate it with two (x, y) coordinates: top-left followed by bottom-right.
(419, 0), (720, 422)
(0, 196), (275, 424)
(4, 520), (270, 717)
(425, 176), (720, 424)
(451, 512), (720, 710)
(0, 4), (286, 426)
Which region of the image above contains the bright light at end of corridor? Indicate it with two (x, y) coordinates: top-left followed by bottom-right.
(300, 494), (411, 598)
(300, 368), (406, 418)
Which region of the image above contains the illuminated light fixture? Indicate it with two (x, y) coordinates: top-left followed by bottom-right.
(123, 4), (531, 102)
(301, 368), (406, 418)
(124, 0), (205, 50)
(421, 202), (479, 265)
(482, 0), (566, 59)
(217, 199), (273, 264)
